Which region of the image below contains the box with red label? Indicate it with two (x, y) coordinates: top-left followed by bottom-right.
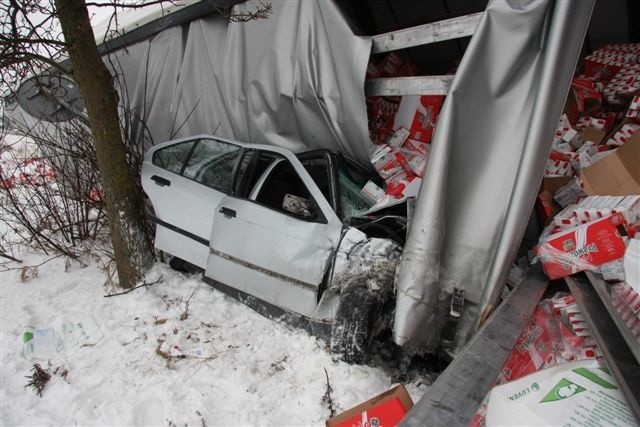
(570, 76), (602, 114)
(367, 97), (399, 132)
(536, 213), (629, 280)
(496, 302), (589, 385)
(326, 385), (414, 427)
(376, 52), (404, 78)
(370, 145), (413, 180)
(393, 95), (444, 143)
(627, 95), (640, 119)
(469, 296), (598, 427)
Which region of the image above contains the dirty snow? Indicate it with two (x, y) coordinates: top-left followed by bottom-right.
(0, 242), (430, 426)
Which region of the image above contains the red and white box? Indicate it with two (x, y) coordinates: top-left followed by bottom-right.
(597, 258), (626, 282)
(627, 95), (640, 119)
(393, 95), (444, 143)
(536, 213), (629, 280)
(553, 178), (586, 208)
(544, 158), (574, 177)
(570, 140), (597, 170)
(613, 195), (640, 224)
(376, 52), (404, 78)
(402, 138), (429, 156)
(370, 144), (412, 180)
(555, 114), (572, 137)
(623, 238), (640, 292)
(326, 385), (413, 427)
(371, 145), (409, 180)
(606, 123), (640, 147)
(400, 148), (428, 177)
(367, 97), (399, 131)
(387, 127), (410, 148)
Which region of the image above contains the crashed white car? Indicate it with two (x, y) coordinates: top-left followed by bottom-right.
(141, 135), (408, 363)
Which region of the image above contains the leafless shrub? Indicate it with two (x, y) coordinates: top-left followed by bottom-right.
(322, 367), (338, 417)
(0, 120), (108, 261)
(24, 363), (51, 397)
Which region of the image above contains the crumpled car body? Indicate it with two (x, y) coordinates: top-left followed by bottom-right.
(141, 134), (407, 360)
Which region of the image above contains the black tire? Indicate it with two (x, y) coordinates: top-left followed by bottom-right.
(330, 286), (380, 364)
(168, 256), (188, 272)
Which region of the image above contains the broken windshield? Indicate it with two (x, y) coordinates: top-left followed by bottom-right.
(337, 161), (376, 220)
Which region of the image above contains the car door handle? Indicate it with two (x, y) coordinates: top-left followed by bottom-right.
(219, 207), (236, 218)
(151, 175), (171, 187)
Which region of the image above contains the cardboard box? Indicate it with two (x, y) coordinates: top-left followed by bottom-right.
(536, 213), (629, 280)
(580, 132), (640, 196)
(580, 126), (606, 145)
(553, 178), (585, 208)
(326, 385), (414, 427)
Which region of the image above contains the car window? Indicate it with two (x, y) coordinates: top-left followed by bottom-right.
(301, 157), (332, 208)
(152, 140), (196, 174)
(255, 156), (325, 223)
(234, 150), (278, 198)
(182, 139), (241, 193)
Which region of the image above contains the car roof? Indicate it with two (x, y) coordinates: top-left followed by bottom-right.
(147, 134), (371, 171)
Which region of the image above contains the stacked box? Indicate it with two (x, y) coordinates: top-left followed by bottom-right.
(536, 213), (629, 280)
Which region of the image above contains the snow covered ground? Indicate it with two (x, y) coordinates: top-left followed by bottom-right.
(0, 131), (432, 425)
(0, 245), (431, 426)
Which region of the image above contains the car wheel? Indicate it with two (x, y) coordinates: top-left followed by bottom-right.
(330, 286), (381, 364)
(168, 256), (188, 272)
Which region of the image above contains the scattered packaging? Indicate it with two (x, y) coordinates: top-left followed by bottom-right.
(402, 138), (429, 156)
(553, 178), (585, 208)
(325, 385), (414, 427)
(399, 147), (428, 178)
(562, 128), (583, 150)
(386, 177), (422, 199)
(580, 125), (607, 144)
(570, 77), (603, 115)
(373, 52), (404, 78)
(606, 123), (640, 147)
(570, 140), (596, 170)
(583, 44), (640, 83)
(387, 127), (410, 148)
(536, 176), (573, 225)
(603, 64), (640, 104)
(469, 294), (599, 427)
(581, 133), (640, 196)
(597, 258), (626, 282)
(536, 213), (630, 280)
(368, 98), (399, 132)
(370, 145), (412, 181)
(22, 328), (60, 360)
(485, 359), (638, 427)
(610, 281), (640, 336)
(544, 158), (574, 177)
(360, 180), (386, 203)
(495, 301), (589, 385)
(627, 95), (640, 118)
(623, 238), (640, 292)
(393, 95), (444, 143)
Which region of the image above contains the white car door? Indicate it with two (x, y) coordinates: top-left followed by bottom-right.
(142, 136), (244, 268)
(205, 150), (343, 318)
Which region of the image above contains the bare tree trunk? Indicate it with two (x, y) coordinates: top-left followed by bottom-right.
(54, 0), (153, 288)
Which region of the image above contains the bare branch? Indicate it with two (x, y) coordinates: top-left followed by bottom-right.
(0, 252), (23, 263)
(85, 0), (180, 9)
(215, 1), (272, 23)
(104, 275), (163, 297)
